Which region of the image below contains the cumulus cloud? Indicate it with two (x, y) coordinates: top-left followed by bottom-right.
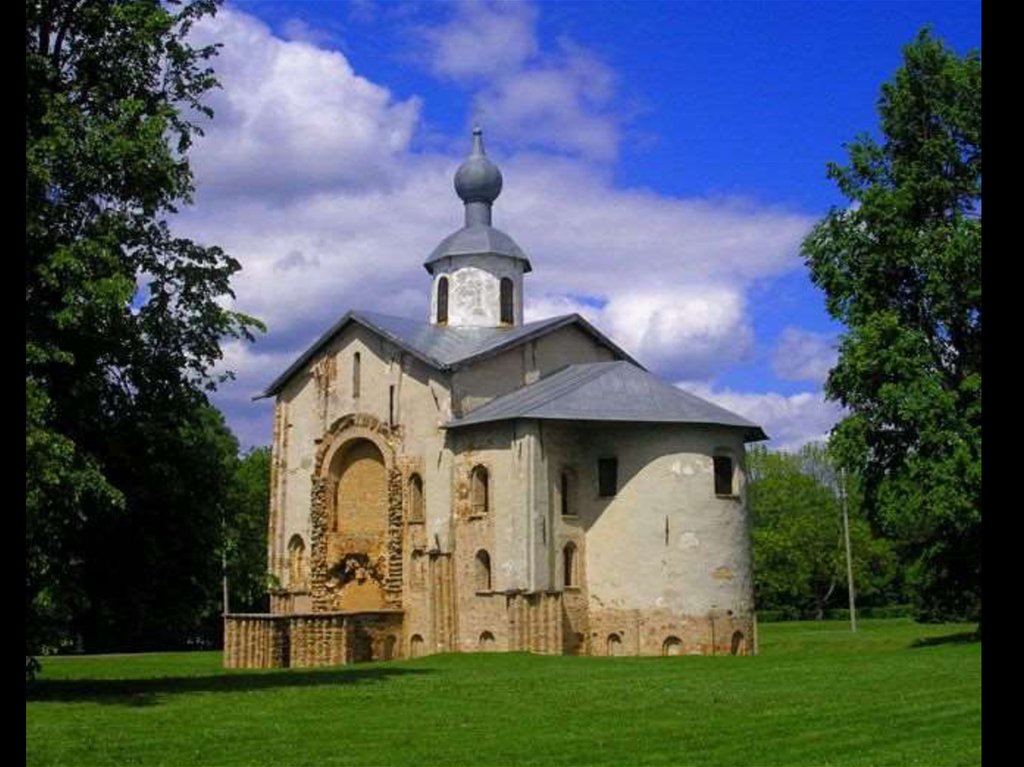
(680, 383), (846, 452)
(420, 1), (538, 81)
(188, 9), (421, 200)
(416, 1), (620, 160)
(771, 327), (838, 383)
(525, 288), (754, 379)
(175, 5), (817, 447)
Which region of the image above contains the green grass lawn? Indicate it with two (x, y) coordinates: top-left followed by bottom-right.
(26, 619), (979, 767)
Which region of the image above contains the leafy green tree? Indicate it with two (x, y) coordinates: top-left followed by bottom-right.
(748, 444), (901, 619)
(800, 29), (981, 622)
(76, 405), (242, 651)
(224, 446), (272, 615)
(26, 0), (262, 657)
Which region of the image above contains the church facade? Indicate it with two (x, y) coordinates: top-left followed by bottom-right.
(223, 129), (766, 668)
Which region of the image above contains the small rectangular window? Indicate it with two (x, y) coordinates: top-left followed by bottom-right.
(389, 385), (395, 427)
(352, 352), (361, 398)
(598, 457), (617, 497)
(560, 472), (570, 516)
(714, 456), (734, 496)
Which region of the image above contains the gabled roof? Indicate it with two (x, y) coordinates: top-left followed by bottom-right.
(446, 361), (768, 442)
(257, 311), (640, 399)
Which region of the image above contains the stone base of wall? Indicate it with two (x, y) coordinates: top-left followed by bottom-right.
(506, 591), (563, 653)
(225, 606), (756, 669)
(587, 608), (755, 657)
(224, 610), (403, 669)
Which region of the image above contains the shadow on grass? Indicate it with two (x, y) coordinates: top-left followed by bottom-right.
(909, 631), (980, 649)
(26, 665), (433, 707)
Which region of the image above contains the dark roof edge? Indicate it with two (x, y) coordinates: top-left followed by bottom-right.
(447, 314), (644, 371)
(253, 311), (445, 400)
(422, 252), (534, 274)
(446, 414), (769, 443)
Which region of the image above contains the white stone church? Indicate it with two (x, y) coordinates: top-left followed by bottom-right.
(223, 128), (766, 668)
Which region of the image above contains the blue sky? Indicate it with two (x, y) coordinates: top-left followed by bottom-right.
(175, 0), (980, 451)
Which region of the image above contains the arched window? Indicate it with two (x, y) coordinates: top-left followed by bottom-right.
(562, 542), (578, 587)
(663, 636), (683, 656)
(288, 535), (306, 588)
(475, 549), (492, 592)
(409, 634), (424, 658)
(479, 631), (495, 650)
(437, 277), (449, 324)
(410, 550), (425, 588)
(352, 352), (361, 398)
(607, 633), (623, 656)
(408, 473), (424, 522)
(470, 465), (489, 515)
(500, 277), (514, 324)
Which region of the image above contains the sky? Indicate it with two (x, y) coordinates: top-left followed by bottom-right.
(172, 0), (981, 452)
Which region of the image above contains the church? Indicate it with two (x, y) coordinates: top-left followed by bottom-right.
(223, 128), (767, 668)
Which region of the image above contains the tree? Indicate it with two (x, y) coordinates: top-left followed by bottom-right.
(26, 0), (262, 658)
(801, 29), (981, 622)
(224, 446), (272, 615)
(75, 405), (243, 651)
(748, 444), (901, 619)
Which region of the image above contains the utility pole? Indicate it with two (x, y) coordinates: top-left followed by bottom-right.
(840, 467), (857, 633)
(223, 548), (230, 616)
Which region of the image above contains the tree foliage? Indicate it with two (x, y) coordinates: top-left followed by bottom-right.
(225, 446), (272, 614)
(26, 0), (264, 656)
(800, 29), (981, 622)
(748, 444), (901, 619)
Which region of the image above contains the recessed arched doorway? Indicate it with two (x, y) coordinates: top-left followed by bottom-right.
(329, 438), (389, 611)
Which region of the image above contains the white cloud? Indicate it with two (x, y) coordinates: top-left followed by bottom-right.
(280, 17), (340, 48)
(420, 1), (538, 81)
(416, 2), (620, 160)
(176, 5), (817, 447)
(771, 327), (838, 383)
(526, 288), (754, 379)
(188, 8), (421, 200)
(681, 384), (846, 452)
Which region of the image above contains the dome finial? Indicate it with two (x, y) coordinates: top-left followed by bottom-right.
(454, 125), (502, 226)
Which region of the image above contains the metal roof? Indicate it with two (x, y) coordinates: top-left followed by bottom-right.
(256, 311), (640, 399)
(446, 360), (768, 442)
(423, 224), (532, 273)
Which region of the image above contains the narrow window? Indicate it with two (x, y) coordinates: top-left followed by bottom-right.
(714, 456), (734, 496)
(389, 384), (395, 426)
(560, 471), (571, 516)
(288, 535), (306, 588)
(598, 457), (618, 497)
(408, 474), (424, 522)
(437, 276), (449, 324)
(352, 352), (361, 398)
(471, 465), (489, 515)
(475, 549), (492, 591)
(563, 542), (578, 587)
(731, 631), (745, 656)
(500, 277), (514, 324)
